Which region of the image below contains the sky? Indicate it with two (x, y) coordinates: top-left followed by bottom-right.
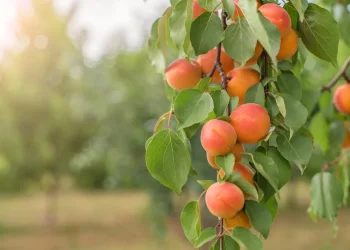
(0, 0), (169, 60)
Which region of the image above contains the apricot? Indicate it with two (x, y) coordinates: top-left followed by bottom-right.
(232, 0), (261, 20)
(259, 3), (291, 38)
(206, 144), (245, 169)
(333, 84), (350, 114)
(227, 68), (260, 105)
(224, 210), (251, 231)
(165, 58), (202, 90)
(197, 48), (234, 84)
(193, 0), (206, 20)
(201, 119), (237, 156)
(277, 29), (298, 60)
(244, 42), (263, 66)
(230, 103), (271, 143)
(343, 122), (350, 148)
(205, 182), (245, 218)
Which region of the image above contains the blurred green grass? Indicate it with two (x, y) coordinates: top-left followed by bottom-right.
(0, 191), (349, 250)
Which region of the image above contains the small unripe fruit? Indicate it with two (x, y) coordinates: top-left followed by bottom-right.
(277, 29), (298, 60)
(165, 58), (202, 90)
(198, 48), (234, 84)
(227, 68), (260, 105)
(259, 3), (292, 38)
(201, 119), (237, 156)
(230, 103), (271, 143)
(206, 144), (245, 169)
(333, 84), (350, 114)
(205, 182), (245, 218)
(224, 210), (251, 231)
(193, 0), (206, 20)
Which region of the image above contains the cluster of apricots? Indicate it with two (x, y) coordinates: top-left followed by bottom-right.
(333, 83), (350, 149)
(201, 103), (270, 230)
(166, 2), (298, 96)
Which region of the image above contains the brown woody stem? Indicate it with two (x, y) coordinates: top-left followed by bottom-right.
(321, 57), (350, 92)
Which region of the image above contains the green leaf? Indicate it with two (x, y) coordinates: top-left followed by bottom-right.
(190, 12), (224, 55)
(196, 77), (211, 92)
(197, 180), (215, 190)
(228, 172), (259, 201)
(267, 147), (292, 189)
(277, 93), (308, 131)
(148, 19), (165, 73)
(277, 73), (302, 100)
(217, 116), (231, 122)
(339, 10), (350, 45)
(339, 152), (350, 205)
(169, 0), (193, 55)
(300, 89), (320, 113)
(231, 227), (263, 250)
(244, 152), (279, 191)
(308, 172), (344, 221)
(266, 95), (280, 118)
(300, 4), (339, 67)
(145, 129), (191, 194)
(177, 129), (192, 153)
(198, 0), (221, 10)
(276, 131), (313, 173)
(216, 153), (235, 180)
(164, 80), (179, 103)
(222, 0), (235, 19)
(265, 195), (278, 220)
(194, 228), (217, 248)
(245, 200), (272, 239)
(328, 120), (346, 149)
(284, 2), (299, 30)
(239, 0), (280, 64)
(208, 82), (223, 91)
(212, 236), (240, 250)
(211, 90), (230, 117)
(277, 60), (293, 71)
(181, 201), (201, 244)
(290, 0), (308, 21)
(154, 113), (170, 134)
(272, 94), (286, 118)
(183, 123), (201, 139)
(170, 0), (181, 6)
(223, 17), (256, 65)
(309, 113), (329, 153)
(174, 89), (214, 129)
(245, 83), (265, 106)
(230, 96), (239, 110)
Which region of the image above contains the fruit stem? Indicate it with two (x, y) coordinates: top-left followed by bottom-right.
(321, 57), (350, 92)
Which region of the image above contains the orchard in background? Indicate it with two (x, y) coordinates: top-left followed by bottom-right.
(146, 0), (350, 249)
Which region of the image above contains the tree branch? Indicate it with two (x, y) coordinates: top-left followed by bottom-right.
(219, 218), (224, 249)
(321, 57), (350, 92)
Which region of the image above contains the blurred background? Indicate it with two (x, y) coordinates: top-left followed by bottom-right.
(0, 0), (349, 250)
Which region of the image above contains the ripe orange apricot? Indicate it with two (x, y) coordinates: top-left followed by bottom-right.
(165, 58), (202, 90)
(206, 144), (245, 169)
(230, 103), (271, 143)
(244, 42), (263, 66)
(201, 119), (237, 156)
(333, 84), (350, 114)
(205, 182), (245, 218)
(227, 68), (260, 105)
(232, 0), (261, 20)
(343, 121), (350, 148)
(259, 3), (292, 38)
(277, 29), (298, 60)
(193, 0), (206, 20)
(197, 48), (234, 84)
(224, 210), (251, 231)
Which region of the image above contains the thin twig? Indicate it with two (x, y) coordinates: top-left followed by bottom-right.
(321, 57), (350, 92)
(219, 218), (224, 249)
(167, 110), (174, 129)
(197, 190), (206, 202)
(322, 149), (349, 172)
